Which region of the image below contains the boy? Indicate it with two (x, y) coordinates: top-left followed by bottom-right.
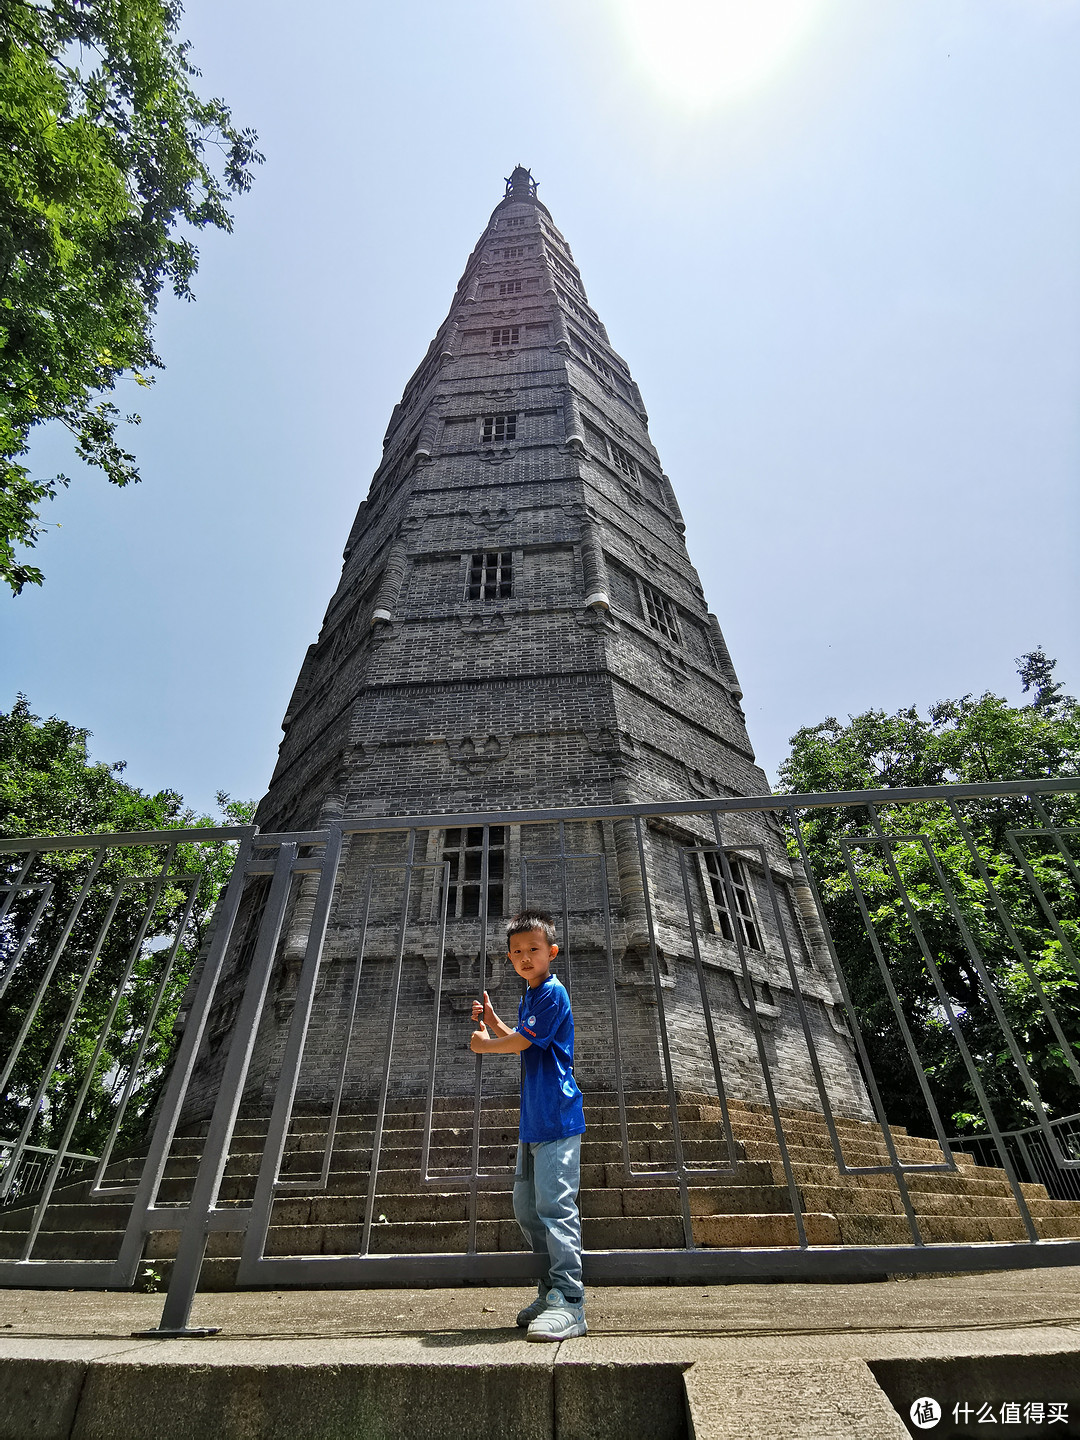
(469, 908), (587, 1341)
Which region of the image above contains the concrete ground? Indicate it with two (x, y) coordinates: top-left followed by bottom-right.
(2, 1268), (1079, 1438)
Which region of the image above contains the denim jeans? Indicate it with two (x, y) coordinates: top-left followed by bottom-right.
(513, 1134), (583, 1305)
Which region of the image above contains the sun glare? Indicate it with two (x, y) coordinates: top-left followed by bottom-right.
(610, 0), (826, 110)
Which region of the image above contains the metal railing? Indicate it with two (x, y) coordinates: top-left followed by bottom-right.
(950, 1114), (1080, 1202)
(0, 1140), (98, 1203)
(0, 780), (1077, 1337)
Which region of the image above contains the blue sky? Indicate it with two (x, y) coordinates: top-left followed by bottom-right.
(3, 0), (1078, 815)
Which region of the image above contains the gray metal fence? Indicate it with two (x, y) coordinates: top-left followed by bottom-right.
(1, 779), (1077, 1337)
(950, 1114), (1080, 1202)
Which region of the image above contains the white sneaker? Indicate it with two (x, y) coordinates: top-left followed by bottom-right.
(525, 1287), (587, 1342)
(516, 1294), (549, 1328)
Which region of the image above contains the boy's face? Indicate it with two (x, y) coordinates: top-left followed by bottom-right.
(508, 926), (558, 988)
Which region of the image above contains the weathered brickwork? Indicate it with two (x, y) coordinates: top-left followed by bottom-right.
(182, 168), (870, 1123)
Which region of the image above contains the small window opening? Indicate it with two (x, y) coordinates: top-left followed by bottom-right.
(466, 551), (513, 601)
(491, 326), (520, 347)
(481, 413), (517, 443)
(703, 853), (762, 950)
(641, 581), (679, 643)
(440, 827), (505, 918)
(609, 441), (637, 480)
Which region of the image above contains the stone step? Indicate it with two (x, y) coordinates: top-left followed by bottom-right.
(795, 1183), (1080, 1221)
(152, 1135), (947, 1179)
(164, 1116), (959, 1172)
(0, 1229), (124, 1262)
(207, 1101), (921, 1151)
(213, 1097), (919, 1141)
(136, 1212), (691, 1258)
(153, 1161), (762, 1204)
(775, 1160), (1041, 1199)
(12, 1172), (1076, 1242)
(740, 1140), (1015, 1182)
(14, 1198), (1080, 1267)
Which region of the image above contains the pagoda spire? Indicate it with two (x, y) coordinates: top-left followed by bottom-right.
(504, 164), (538, 199)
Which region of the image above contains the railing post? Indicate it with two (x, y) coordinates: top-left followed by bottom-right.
(138, 841), (297, 1337)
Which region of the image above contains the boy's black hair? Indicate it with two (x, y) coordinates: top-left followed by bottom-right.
(506, 909), (557, 945)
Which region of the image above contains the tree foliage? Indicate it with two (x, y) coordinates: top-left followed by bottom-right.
(779, 652), (1080, 1138)
(0, 695), (253, 1167)
(0, 0), (262, 594)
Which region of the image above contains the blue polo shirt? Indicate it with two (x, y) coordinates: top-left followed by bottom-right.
(515, 973), (586, 1144)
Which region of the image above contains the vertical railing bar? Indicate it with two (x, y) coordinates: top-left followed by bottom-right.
(597, 845), (632, 1176)
(91, 871), (203, 1193)
(1005, 830), (1080, 984)
(1013, 1130), (1038, 1189)
(360, 828), (417, 1256)
(113, 834), (256, 1280)
(755, 845), (849, 1163)
(0, 881), (55, 998)
(711, 816), (808, 1248)
(421, 860), (452, 1183)
(466, 826), (491, 1256)
(0, 875), (128, 1202)
(319, 860), (375, 1192)
(864, 806), (1039, 1243)
(239, 827), (343, 1272)
(787, 806), (924, 1241)
(0, 850), (36, 926)
(913, 829), (1071, 1162)
(839, 831), (953, 1149)
(950, 802), (1080, 1101)
(632, 814), (695, 1249)
(677, 845), (738, 1170)
(153, 840), (297, 1332)
(20, 850), (179, 1257)
(558, 820), (572, 1003)
(0, 847), (108, 1080)
(1027, 795), (1080, 892)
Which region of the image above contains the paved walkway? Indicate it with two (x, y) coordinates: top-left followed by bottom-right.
(3, 1268), (1079, 1437)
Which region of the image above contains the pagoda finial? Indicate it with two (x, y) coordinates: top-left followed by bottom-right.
(504, 165), (538, 200)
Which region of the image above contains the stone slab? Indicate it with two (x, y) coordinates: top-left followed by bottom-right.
(682, 1359), (909, 1439)
(68, 1338), (555, 1440)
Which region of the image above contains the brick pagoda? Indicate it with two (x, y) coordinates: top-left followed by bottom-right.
(189, 167), (868, 1120)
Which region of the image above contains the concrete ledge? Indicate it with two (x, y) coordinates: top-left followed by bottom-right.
(2, 1339), (556, 1440)
(870, 1352), (1080, 1436)
(0, 1356), (85, 1440)
(682, 1359), (908, 1439)
(6, 1340), (1080, 1439)
(2, 1273), (1079, 1438)
(554, 1359), (687, 1440)
(72, 1354), (549, 1440)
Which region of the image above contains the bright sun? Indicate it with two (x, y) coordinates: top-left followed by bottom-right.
(610, 0), (826, 110)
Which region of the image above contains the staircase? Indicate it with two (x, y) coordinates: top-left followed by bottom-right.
(4, 1094), (1080, 1289)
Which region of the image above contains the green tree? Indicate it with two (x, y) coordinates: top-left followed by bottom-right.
(779, 651), (1080, 1138)
(0, 0), (261, 595)
(0, 695), (253, 1168)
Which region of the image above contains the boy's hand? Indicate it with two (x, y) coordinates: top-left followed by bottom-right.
(469, 1022), (489, 1053)
(472, 990), (495, 1025)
